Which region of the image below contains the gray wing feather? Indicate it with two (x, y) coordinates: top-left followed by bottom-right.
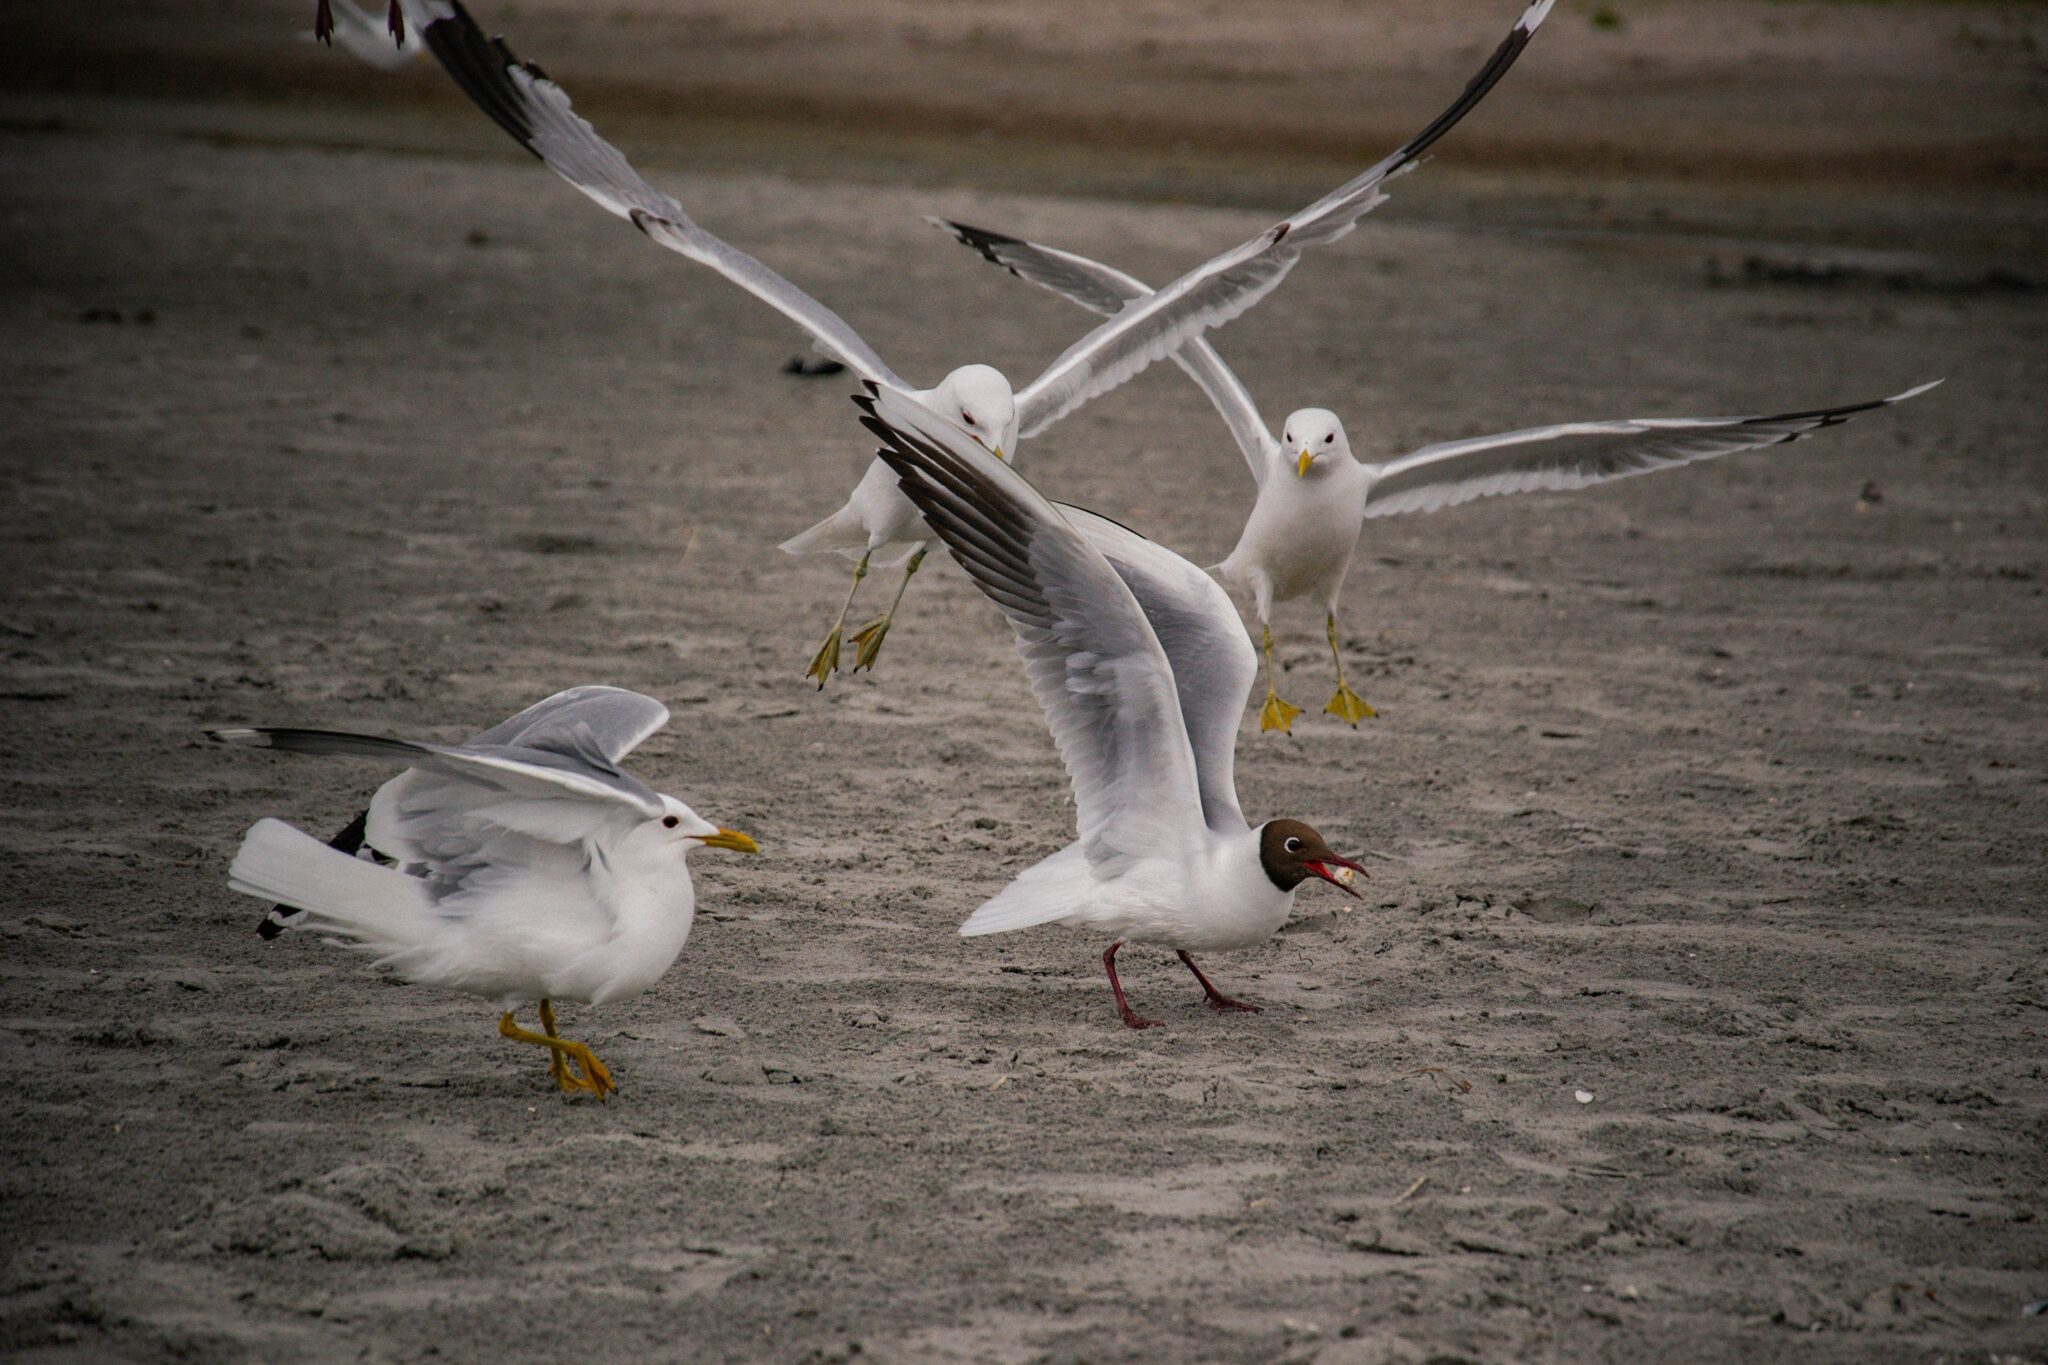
(932, 219), (1277, 485)
(1010, 0), (1552, 438)
(853, 387), (1211, 868)
(1364, 382), (1940, 519)
(468, 685), (669, 763)
(1053, 504), (1255, 834)
(406, 0), (908, 389)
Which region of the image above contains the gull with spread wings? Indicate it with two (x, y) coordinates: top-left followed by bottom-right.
(855, 386), (1365, 1029)
(352, 0), (1552, 688)
(215, 686), (757, 1098)
(934, 218), (1941, 731)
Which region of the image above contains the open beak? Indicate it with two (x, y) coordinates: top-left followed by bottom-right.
(696, 827), (759, 854)
(1296, 449), (1315, 478)
(1305, 854), (1366, 899)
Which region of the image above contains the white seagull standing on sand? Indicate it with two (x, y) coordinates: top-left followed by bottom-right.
(855, 385), (1367, 1029)
(214, 686), (758, 1098)
(933, 219), (1941, 732)
(364, 0), (1552, 687)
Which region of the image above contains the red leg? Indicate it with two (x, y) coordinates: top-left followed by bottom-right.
(1103, 942), (1163, 1030)
(1178, 951), (1262, 1013)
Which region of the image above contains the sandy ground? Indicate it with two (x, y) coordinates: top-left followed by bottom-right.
(3, 3), (2048, 1362)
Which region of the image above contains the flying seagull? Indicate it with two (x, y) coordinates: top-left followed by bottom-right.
(358, 0), (1552, 688)
(215, 686), (758, 1098)
(935, 218), (1942, 731)
(855, 385), (1365, 1028)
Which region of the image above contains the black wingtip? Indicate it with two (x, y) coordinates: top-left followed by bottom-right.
(387, 0), (405, 44)
(314, 0), (334, 43)
(257, 913), (288, 941)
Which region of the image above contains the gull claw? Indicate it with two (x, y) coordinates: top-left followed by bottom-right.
(805, 629), (843, 689)
(848, 616), (890, 672)
(1324, 682), (1376, 727)
(1259, 691), (1303, 734)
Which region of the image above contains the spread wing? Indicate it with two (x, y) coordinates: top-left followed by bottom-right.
(1363, 382), (1941, 518)
(853, 385), (1212, 868)
(1052, 503), (1256, 834)
(206, 726), (665, 825)
(467, 685), (670, 764)
(933, 219), (1278, 485)
(400, 0), (910, 389)
(1008, 0), (1552, 439)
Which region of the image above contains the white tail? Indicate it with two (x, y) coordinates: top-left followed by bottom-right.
(959, 843), (1090, 937)
(777, 508), (867, 558)
(229, 819), (436, 958)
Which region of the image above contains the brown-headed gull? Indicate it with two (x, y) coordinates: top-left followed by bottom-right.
(854, 386), (1366, 1029)
(213, 686), (758, 1098)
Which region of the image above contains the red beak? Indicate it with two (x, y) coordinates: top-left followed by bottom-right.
(1305, 854), (1366, 899)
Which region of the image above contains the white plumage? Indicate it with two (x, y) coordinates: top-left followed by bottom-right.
(215, 686), (757, 1097)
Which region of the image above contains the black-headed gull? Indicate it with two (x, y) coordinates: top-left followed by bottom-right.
(359, 0), (1551, 687)
(213, 686), (758, 1097)
(933, 219), (1941, 732)
(853, 386), (1365, 1029)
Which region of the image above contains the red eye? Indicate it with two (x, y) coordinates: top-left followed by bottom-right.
(962, 412), (976, 426)
(662, 816), (679, 829)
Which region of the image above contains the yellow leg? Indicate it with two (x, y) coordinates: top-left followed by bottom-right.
(1258, 625), (1303, 734)
(1322, 611), (1375, 726)
(849, 547), (924, 672)
(500, 1007), (616, 1099)
(804, 551), (868, 689)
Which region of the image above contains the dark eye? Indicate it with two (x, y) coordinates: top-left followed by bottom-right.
(962, 411), (976, 426)
(1324, 433), (1334, 444)
(1283, 433), (1291, 444)
(662, 815), (679, 829)
(1285, 837), (1302, 853)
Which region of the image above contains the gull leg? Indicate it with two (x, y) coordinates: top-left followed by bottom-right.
(1103, 942), (1163, 1030)
(1322, 610), (1375, 726)
(499, 1008), (616, 1099)
(1177, 951), (1262, 1014)
(537, 998), (601, 1095)
(848, 547), (924, 672)
(804, 551), (869, 689)
(1257, 625), (1303, 734)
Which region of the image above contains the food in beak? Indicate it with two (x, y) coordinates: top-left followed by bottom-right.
(1306, 858), (1365, 898)
(698, 828), (760, 854)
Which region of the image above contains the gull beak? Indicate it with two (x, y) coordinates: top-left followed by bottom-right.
(991, 443), (1006, 462)
(1296, 449), (1315, 478)
(1305, 855), (1366, 900)
(696, 828), (760, 854)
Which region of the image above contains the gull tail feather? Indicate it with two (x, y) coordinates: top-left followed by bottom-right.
(959, 843), (1090, 937)
(778, 507), (869, 559)
(230, 818), (436, 958)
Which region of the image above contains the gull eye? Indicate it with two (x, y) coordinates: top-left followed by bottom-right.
(962, 411), (976, 426)
(1284, 836), (1303, 854)
(1324, 433), (1334, 444)
(1283, 432), (1291, 444)
(662, 815), (680, 829)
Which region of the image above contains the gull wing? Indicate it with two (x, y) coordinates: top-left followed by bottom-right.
(854, 386), (1211, 869)
(207, 726), (666, 824)
(933, 219), (1278, 485)
(1363, 382), (1940, 519)
(1009, 0), (1552, 439)
(468, 685), (670, 765)
(400, 0), (910, 389)
(1052, 503), (1257, 835)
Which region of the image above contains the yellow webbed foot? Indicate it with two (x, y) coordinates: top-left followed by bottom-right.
(804, 629), (842, 689)
(564, 1044), (615, 1100)
(1259, 691), (1303, 734)
(848, 617), (890, 672)
(1324, 682), (1376, 727)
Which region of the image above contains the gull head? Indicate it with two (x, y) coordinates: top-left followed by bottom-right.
(639, 796), (759, 858)
(1281, 408), (1351, 479)
(941, 364), (1018, 461)
(1259, 819), (1365, 899)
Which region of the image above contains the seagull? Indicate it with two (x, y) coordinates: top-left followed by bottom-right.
(365, 0), (1551, 688)
(853, 384), (1366, 1029)
(213, 686), (758, 1098)
(933, 219), (1942, 732)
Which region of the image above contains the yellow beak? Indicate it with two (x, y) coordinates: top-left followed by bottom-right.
(1296, 449), (1314, 478)
(697, 827), (759, 854)
(992, 444), (1006, 462)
